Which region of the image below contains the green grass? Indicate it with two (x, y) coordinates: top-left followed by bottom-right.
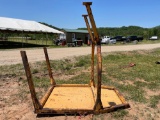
(102, 50), (160, 89)
(149, 95), (160, 108)
(111, 110), (129, 118)
(56, 73), (90, 84)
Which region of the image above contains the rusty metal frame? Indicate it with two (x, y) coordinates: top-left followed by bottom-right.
(20, 2), (130, 115)
(20, 46), (130, 115)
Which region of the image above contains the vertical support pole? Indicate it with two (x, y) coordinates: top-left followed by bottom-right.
(43, 47), (56, 85)
(20, 51), (42, 112)
(82, 15), (95, 87)
(83, 2), (103, 111)
(22, 31), (24, 48)
(45, 33), (48, 45)
(95, 41), (103, 111)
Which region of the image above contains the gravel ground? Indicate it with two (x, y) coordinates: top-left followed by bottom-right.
(0, 43), (160, 66)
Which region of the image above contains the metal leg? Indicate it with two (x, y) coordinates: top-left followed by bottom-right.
(43, 47), (56, 85)
(20, 51), (42, 112)
(82, 15), (95, 87)
(83, 2), (103, 111)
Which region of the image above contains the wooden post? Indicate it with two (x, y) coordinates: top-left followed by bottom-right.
(43, 47), (56, 85)
(82, 15), (95, 87)
(20, 51), (42, 112)
(83, 2), (103, 111)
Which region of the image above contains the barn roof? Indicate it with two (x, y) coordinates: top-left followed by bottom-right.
(0, 17), (63, 34)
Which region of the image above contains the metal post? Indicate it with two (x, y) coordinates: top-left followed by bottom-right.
(43, 47), (56, 85)
(83, 2), (103, 111)
(82, 15), (95, 87)
(20, 51), (42, 112)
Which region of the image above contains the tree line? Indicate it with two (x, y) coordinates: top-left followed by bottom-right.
(78, 25), (160, 39)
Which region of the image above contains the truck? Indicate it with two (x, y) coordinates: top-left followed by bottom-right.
(113, 36), (126, 42)
(101, 36), (116, 44)
(126, 36), (143, 42)
(101, 36), (110, 44)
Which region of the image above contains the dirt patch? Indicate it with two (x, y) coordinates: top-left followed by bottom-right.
(0, 74), (93, 120)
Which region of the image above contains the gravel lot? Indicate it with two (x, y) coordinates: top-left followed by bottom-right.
(0, 43), (160, 66)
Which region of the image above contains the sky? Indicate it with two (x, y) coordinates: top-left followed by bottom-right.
(0, 0), (160, 29)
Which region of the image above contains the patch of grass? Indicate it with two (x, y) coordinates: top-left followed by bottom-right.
(50, 59), (74, 71)
(111, 110), (129, 119)
(149, 95), (160, 108)
(120, 85), (146, 102)
(75, 55), (90, 68)
(93, 114), (104, 120)
(103, 50), (160, 90)
(134, 81), (148, 87)
(32, 69), (39, 74)
(147, 82), (160, 90)
(0, 64), (24, 76)
(33, 77), (50, 90)
(57, 73), (90, 84)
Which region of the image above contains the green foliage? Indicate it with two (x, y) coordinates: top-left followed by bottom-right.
(39, 22), (62, 31)
(79, 25), (160, 39)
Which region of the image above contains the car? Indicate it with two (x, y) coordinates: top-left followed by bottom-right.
(113, 36), (126, 42)
(137, 36), (143, 41)
(126, 36), (141, 42)
(149, 36), (158, 40)
(109, 37), (116, 44)
(126, 36), (138, 42)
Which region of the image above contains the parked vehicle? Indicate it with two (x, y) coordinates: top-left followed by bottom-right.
(113, 36), (126, 42)
(101, 36), (110, 44)
(55, 39), (66, 46)
(149, 36), (158, 40)
(101, 36), (116, 44)
(109, 39), (117, 44)
(137, 36), (143, 41)
(126, 36), (143, 42)
(67, 39), (83, 47)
